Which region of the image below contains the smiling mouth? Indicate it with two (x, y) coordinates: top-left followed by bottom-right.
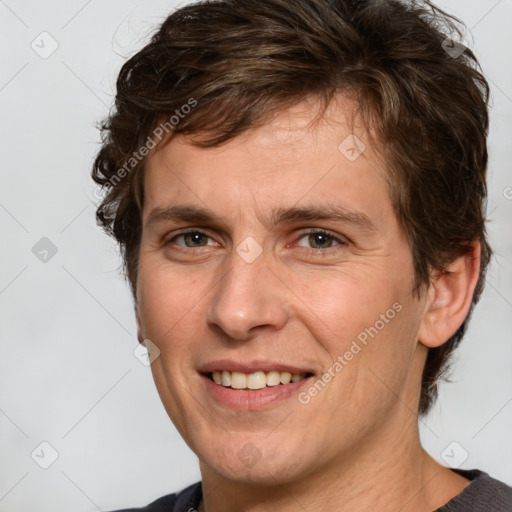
(206, 370), (314, 390)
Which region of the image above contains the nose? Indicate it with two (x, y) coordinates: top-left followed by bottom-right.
(206, 248), (289, 341)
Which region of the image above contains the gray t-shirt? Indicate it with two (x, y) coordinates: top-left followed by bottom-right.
(111, 469), (512, 511)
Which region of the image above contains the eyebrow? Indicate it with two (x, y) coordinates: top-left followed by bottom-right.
(144, 203), (376, 233)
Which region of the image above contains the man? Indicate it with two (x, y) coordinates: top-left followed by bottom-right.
(92, 0), (512, 510)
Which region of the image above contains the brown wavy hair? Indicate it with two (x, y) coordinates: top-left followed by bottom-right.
(92, 0), (491, 416)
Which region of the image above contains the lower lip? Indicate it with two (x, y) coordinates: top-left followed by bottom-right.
(201, 374), (313, 410)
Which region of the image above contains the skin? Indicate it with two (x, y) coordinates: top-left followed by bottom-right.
(135, 96), (480, 512)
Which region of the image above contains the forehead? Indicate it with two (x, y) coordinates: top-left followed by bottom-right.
(141, 95), (393, 228)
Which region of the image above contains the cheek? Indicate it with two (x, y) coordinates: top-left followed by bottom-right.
(136, 259), (210, 352)
(137, 263), (208, 435)
(294, 266), (418, 399)
(290, 266), (402, 352)
(334, 294), (422, 417)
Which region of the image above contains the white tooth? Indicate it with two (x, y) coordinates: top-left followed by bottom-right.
(266, 371), (281, 386)
(221, 370), (231, 387)
(215, 370), (304, 387)
(231, 371), (247, 389)
(247, 371), (267, 389)
(280, 372), (292, 384)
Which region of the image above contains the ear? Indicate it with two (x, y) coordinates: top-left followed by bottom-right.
(135, 302), (145, 344)
(418, 241), (481, 349)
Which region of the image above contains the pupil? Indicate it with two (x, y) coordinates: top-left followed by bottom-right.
(185, 232), (206, 247)
(309, 233), (331, 249)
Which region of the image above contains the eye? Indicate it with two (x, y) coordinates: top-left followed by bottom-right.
(296, 230), (346, 250)
(168, 230), (218, 248)
(165, 229), (345, 252)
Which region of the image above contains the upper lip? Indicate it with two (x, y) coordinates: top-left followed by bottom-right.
(198, 359), (316, 375)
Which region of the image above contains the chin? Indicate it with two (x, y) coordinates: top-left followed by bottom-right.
(196, 433), (316, 485)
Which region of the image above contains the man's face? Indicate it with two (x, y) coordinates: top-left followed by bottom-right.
(135, 97), (429, 483)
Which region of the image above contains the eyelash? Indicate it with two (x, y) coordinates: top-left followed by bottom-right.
(165, 228), (347, 252)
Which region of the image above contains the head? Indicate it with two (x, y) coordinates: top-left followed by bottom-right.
(92, 0), (490, 482)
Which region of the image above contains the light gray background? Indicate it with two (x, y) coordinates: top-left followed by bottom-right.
(0, 1), (511, 510)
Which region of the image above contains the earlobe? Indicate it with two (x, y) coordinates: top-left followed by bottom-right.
(418, 241), (481, 349)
